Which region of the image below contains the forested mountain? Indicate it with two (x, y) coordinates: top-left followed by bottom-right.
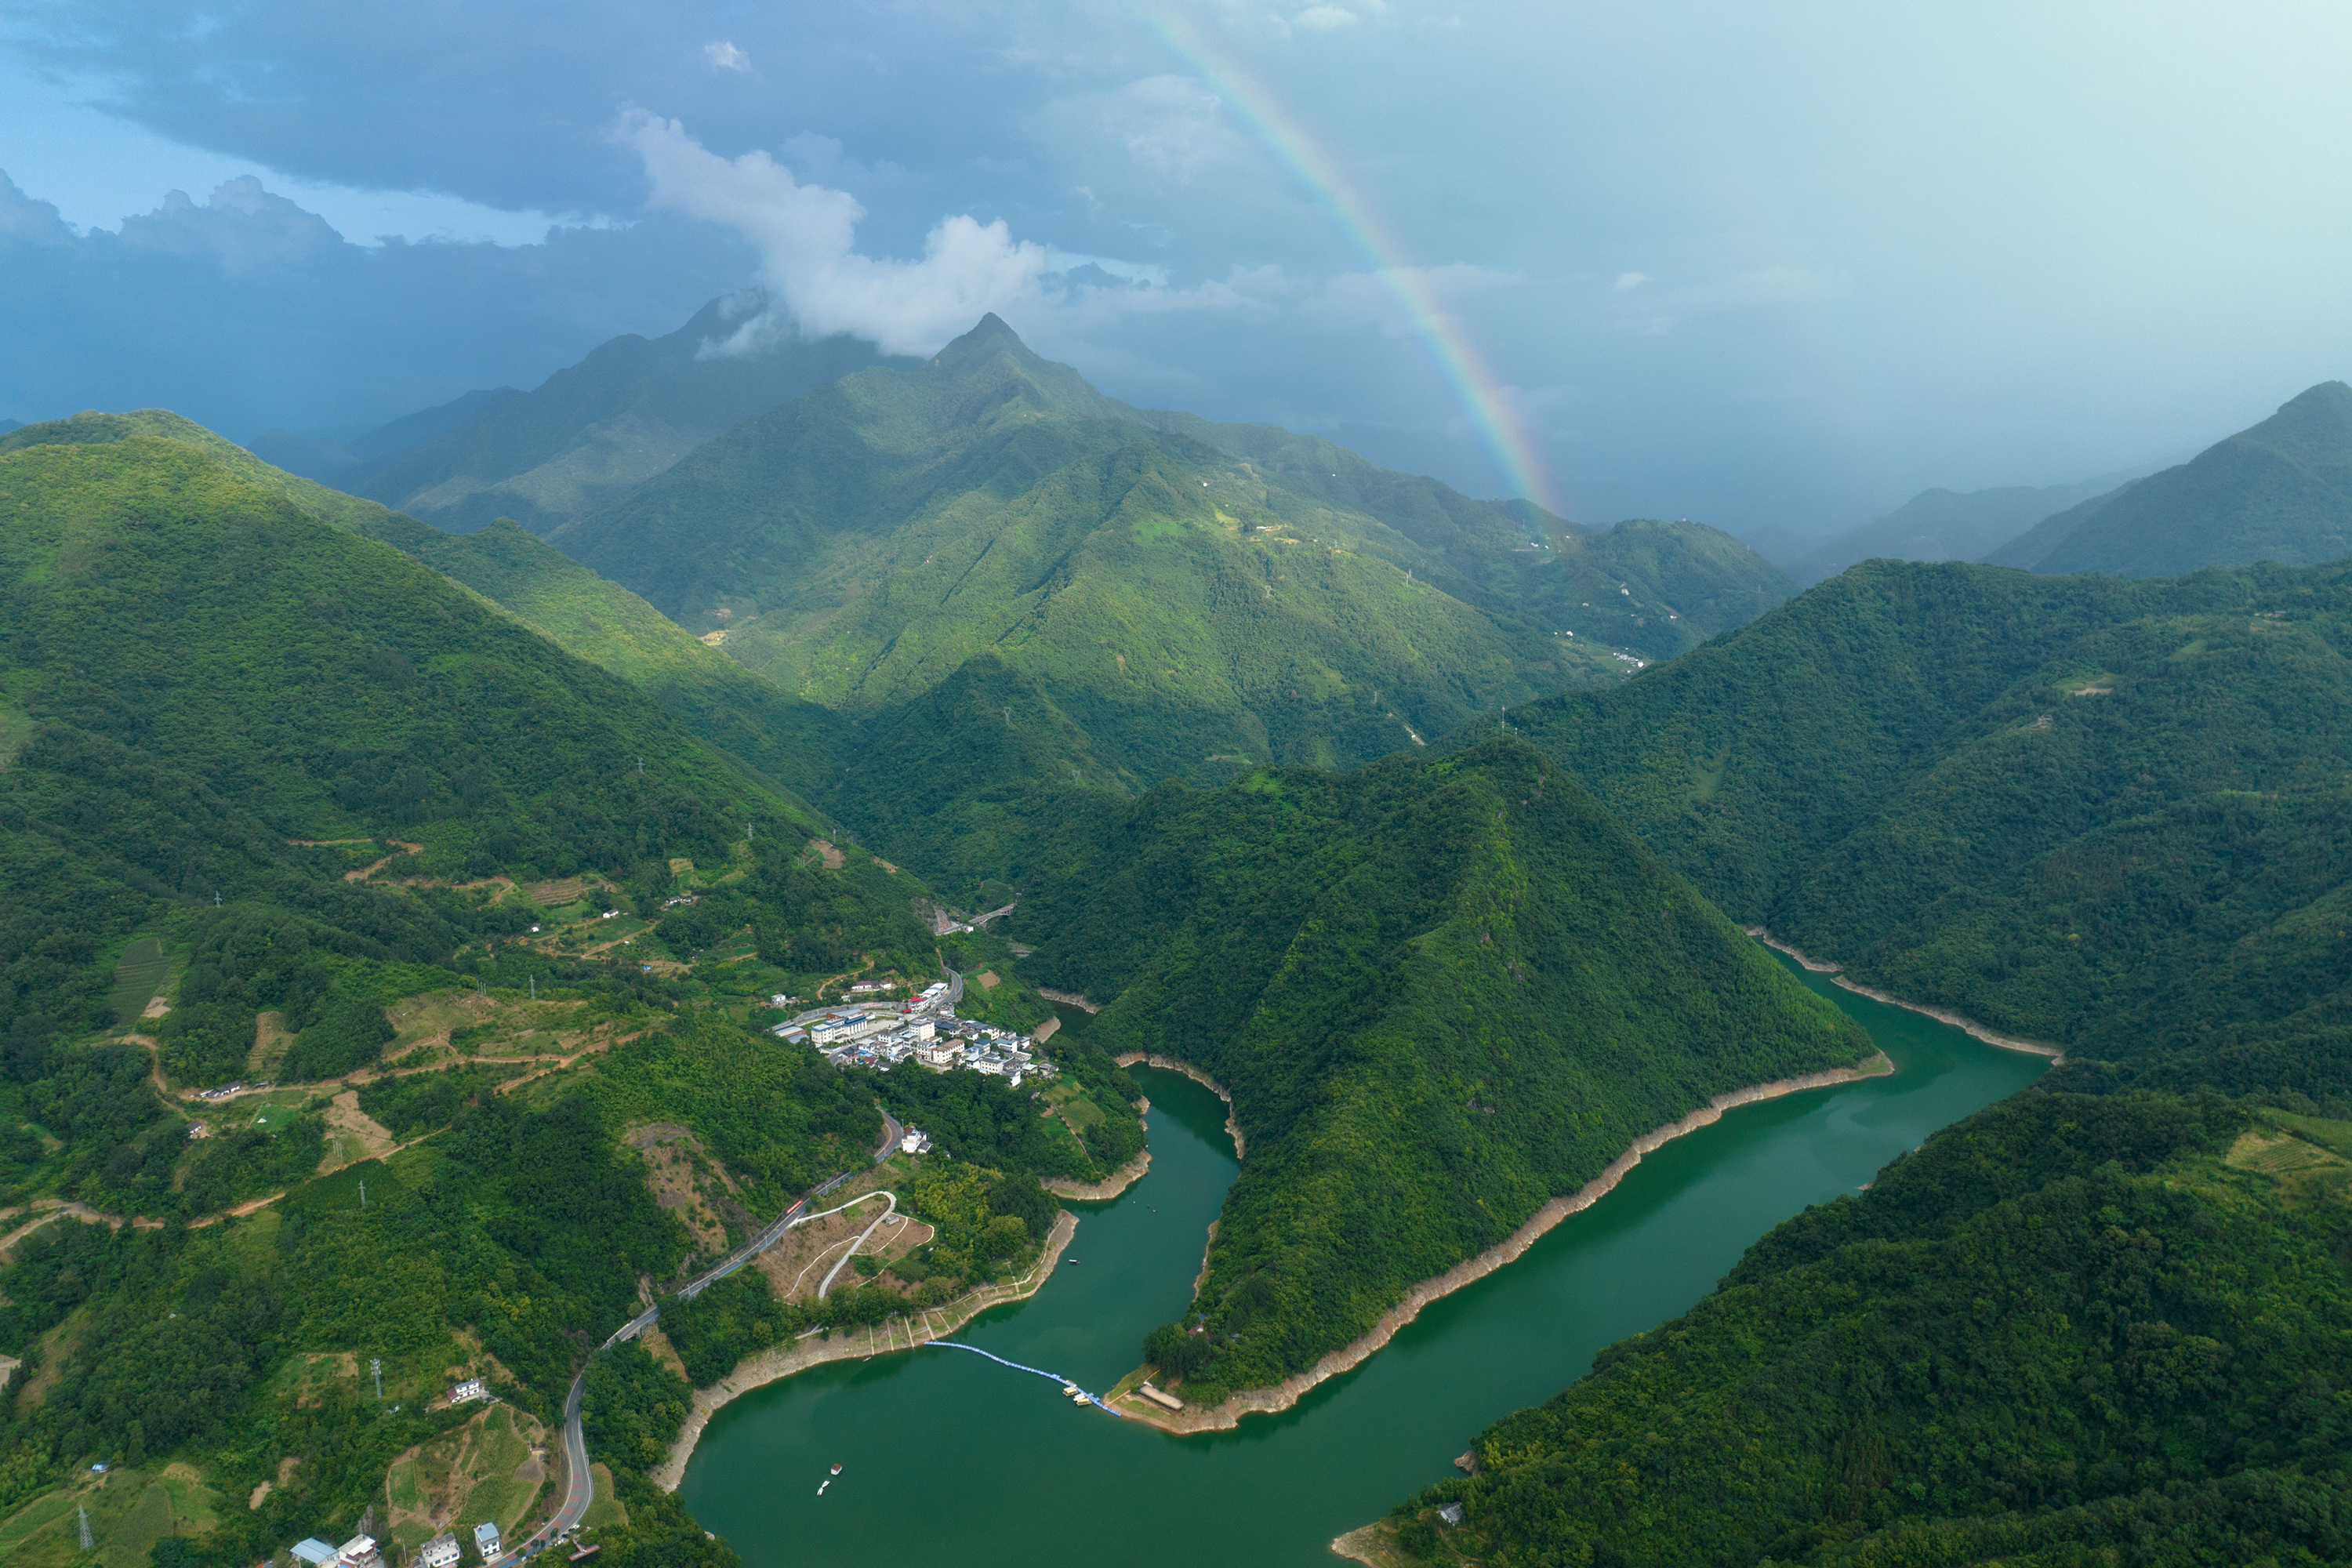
(342, 295), (911, 533)
(1986, 381), (2352, 576)
(1784, 474), (2126, 586)
(1495, 557), (2351, 1084)
(1383, 1089), (2352, 1566)
(997, 738), (1872, 1403)
(0, 420), (1170, 1564)
(552, 316), (1784, 804)
(1365, 555), (2352, 1565)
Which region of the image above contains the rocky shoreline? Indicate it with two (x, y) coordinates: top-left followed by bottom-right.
(1112, 1053), (1245, 1159)
(1741, 926), (2066, 1060)
(1120, 1051), (1894, 1436)
(1045, 1149), (1151, 1200)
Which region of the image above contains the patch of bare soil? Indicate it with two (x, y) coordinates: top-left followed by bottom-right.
(637, 1326), (691, 1382)
(321, 1091), (398, 1174)
(343, 840), (426, 882)
(807, 839), (845, 870)
(753, 1192), (933, 1305)
(629, 1124), (741, 1261)
(524, 874), (608, 905)
(245, 1010), (294, 1077)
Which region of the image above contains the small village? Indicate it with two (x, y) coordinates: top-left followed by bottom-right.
(770, 978), (1058, 1086)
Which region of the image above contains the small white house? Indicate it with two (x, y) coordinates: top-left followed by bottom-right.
(899, 1128), (932, 1156)
(336, 1534), (384, 1568)
(419, 1536), (462, 1568)
(447, 1377), (488, 1406)
(474, 1521), (503, 1559)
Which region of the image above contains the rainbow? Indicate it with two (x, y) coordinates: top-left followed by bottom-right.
(1123, 2), (1560, 517)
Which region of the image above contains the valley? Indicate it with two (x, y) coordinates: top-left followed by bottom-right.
(0, 328), (2346, 1568)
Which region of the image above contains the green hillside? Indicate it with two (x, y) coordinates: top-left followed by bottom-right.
(358, 514), (855, 805)
(1120, 407), (1795, 659)
(0, 422), (1156, 1566)
(0, 412), (857, 811)
(1377, 1088), (2352, 1566)
(990, 737), (1872, 1403)
(553, 317), (1785, 809)
(346, 296), (910, 534)
(1986, 381), (2352, 576)
(1359, 554), (2352, 1566)
(1497, 557), (2352, 1086)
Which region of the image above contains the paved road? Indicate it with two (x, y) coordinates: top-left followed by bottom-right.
(815, 1191), (899, 1300)
(511, 1105), (912, 1560)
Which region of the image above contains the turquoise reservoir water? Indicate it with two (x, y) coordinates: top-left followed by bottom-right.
(679, 956), (2048, 1566)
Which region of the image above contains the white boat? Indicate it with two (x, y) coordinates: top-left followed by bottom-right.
(829, 1463), (844, 1476)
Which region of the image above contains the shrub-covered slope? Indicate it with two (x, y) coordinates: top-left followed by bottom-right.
(553, 317), (1787, 802)
(1501, 557), (2352, 1088)
(992, 737), (1872, 1400)
(1987, 381), (2352, 576)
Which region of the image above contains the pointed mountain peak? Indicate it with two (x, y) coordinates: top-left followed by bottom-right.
(2265, 379), (2352, 433)
(935, 312), (1037, 365)
(927, 314), (1131, 423)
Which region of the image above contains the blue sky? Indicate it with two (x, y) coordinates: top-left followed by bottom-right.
(3, 1), (2349, 532)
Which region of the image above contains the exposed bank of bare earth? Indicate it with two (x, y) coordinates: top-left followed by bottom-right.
(652, 1210), (1079, 1490)
(654, 1040), (1902, 1479)
(1112, 1053), (1247, 1160)
(1741, 927), (2064, 1061)
(1118, 1051), (1894, 1435)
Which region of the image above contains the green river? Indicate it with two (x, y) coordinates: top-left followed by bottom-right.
(679, 956), (2048, 1565)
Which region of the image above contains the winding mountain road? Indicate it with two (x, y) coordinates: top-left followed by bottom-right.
(499, 1101), (911, 1562)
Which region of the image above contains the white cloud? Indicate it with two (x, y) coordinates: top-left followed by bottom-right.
(1613, 270), (1647, 290)
(1294, 6), (1360, 30)
(1030, 76), (1246, 187)
(703, 42), (749, 72)
(616, 111), (1049, 358)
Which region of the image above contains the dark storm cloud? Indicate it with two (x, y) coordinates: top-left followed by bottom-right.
(0, 170), (755, 439)
(5, 2), (2351, 529)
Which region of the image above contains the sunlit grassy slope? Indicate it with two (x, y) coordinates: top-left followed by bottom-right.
(552, 317), (1789, 798)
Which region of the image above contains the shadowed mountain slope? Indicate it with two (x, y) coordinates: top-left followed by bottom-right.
(1987, 381), (2352, 576)
(1784, 475), (2128, 586)
(344, 296), (913, 533)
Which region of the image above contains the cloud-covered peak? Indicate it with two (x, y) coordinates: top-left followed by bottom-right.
(619, 111), (1047, 358)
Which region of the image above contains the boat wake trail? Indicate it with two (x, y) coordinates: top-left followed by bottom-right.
(927, 1341), (1131, 1417)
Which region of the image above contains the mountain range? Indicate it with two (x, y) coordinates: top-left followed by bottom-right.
(255, 296), (913, 534)
(546, 315), (1789, 829)
(0, 411), (1851, 1564)
(1988, 379), (2352, 575)
(1780, 473), (2132, 586)
(3, 296), (2351, 1568)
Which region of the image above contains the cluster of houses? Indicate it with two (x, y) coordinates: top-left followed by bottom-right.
(770, 982), (1056, 1087)
(290, 1535), (383, 1568)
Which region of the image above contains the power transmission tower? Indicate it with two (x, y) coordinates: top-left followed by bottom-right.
(372, 1358), (383, 1401)
(359, 1179), (367, 1209)
(77, 1504), (93, 1551)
